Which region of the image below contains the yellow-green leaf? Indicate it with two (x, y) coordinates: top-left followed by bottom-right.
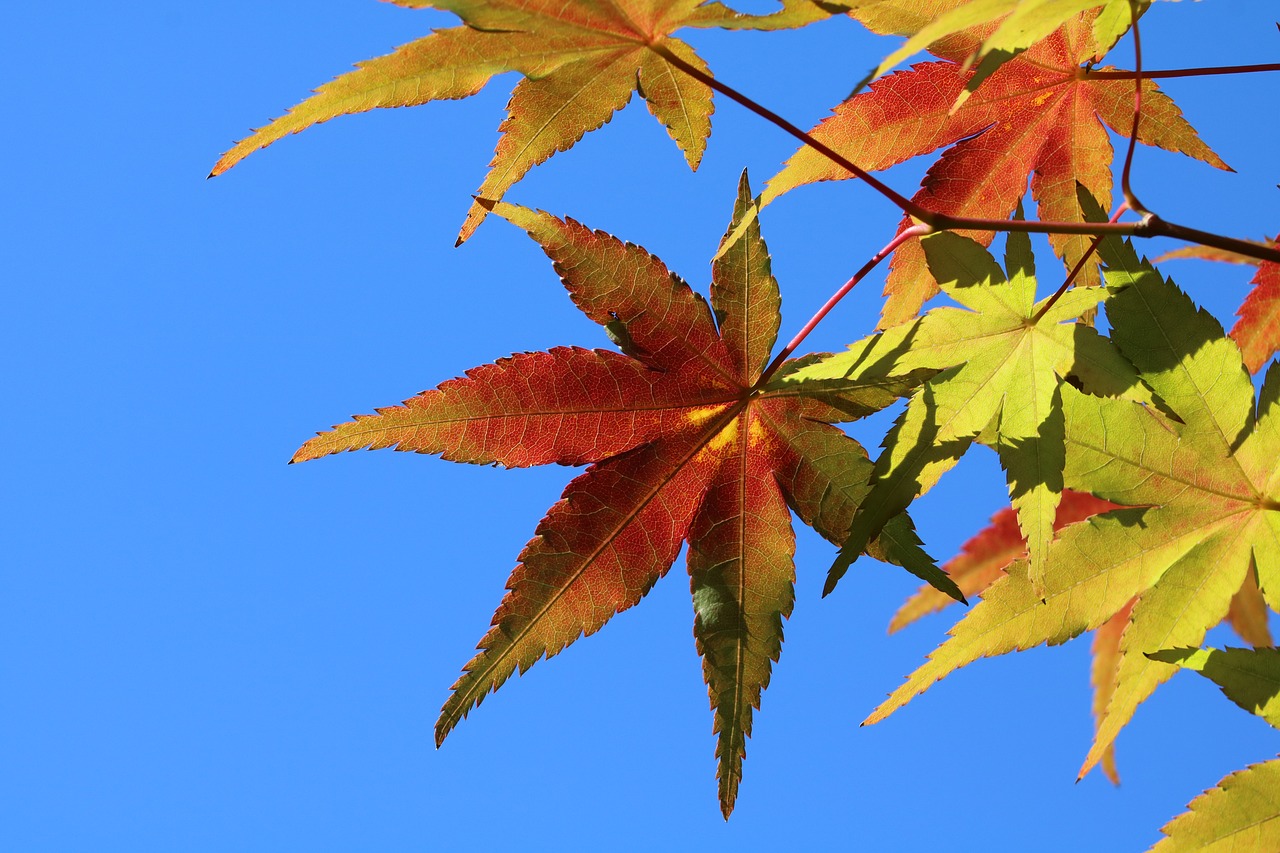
(1152, 759), (1280, 852)
(1147, 647), (1280, 729)
(864, 236), (1280, 782)
(856, 0), (1150, 86)
(212, 0), (841, 241)
(787, 231), (1146, 596)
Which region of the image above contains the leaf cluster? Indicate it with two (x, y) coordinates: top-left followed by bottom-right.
(216, 0), (1280, 841)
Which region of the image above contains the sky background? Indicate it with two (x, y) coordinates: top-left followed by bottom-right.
(5, 2), (1280, 850)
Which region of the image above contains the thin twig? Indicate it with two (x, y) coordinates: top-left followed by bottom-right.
(646, 41), (1280, 266)
(1120, 0), (1149, 216)
(755, 224), (933, 387)
(645, 42), (923, 218)
(1083, 62), (1280, 80)
(1032, 204), (1130, 324)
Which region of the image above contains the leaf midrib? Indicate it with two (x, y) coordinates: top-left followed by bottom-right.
(313, 387), (744, 438)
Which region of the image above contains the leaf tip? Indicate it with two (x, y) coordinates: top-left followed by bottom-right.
(289, 441), (319, 465)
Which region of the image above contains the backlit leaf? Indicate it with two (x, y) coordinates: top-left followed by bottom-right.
(1147, 647), (1280, 851)
(888, 489), (1118, 634)
(1157, 234), (1280, 373)
(764, 11), (1223, 326)
(1147, 647), (1280, 729)
(854, 0), (1151, 86)
(211, 0), (840, 242)
(786, 230), (1150, 596)
(292, 173), (954, 816)
(1152, 759), (1280, 853)
(863, 236), (1280, 781)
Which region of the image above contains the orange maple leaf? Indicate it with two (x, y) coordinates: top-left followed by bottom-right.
(211, 0), (837, 242)
(764, 11), (1226, 327)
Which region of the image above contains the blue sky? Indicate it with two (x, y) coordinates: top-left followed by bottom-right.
(5, 2), (1279, 850)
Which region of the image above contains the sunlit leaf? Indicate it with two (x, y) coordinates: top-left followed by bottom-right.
(292, 173), (954, 816)
(864, 235), (1280, 781)
(211, 0), (841, 242)
(786, 229), (1150, 595)
(764, 11), (1223, 326)
(1157, 234), (1280, 373)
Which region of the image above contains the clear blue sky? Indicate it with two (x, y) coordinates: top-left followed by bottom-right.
(5, 2), (1279, 850)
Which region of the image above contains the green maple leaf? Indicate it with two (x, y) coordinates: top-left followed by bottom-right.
(291, 174), (959, 817)
(890, 490), (1271, 784)
(1146, 647), (1280, 851)
(1158, 234), (1280, 374)
(785, 227), (1150, 596)
(1150, 647), (1280, 728)
(863, 234), (1280, 781)
(210, 0), (837, 243)
(761, 9), (1223, 327)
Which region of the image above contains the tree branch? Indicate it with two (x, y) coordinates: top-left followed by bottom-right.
(648, 41), (1280, 266)
(1119, 0), (1150, 216)
(1083, 62), (1280, 81)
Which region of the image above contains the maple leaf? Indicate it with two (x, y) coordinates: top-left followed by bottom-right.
(1157, 234), (1280, 373)
(785, 227), (1151, 596)
(852, 0), (1150, 87)
(889, 489), (1132, 783)
(1146, 647), (1280, 851)
(888, 490), (1120, 633)
(862, 234), (1280, 781)
(889, 490), (1271, 784)
(210, 0), (837, 243)
(1150, 646), (1280, 727)
(763, 10), (1225, 327)
(291, 174), (960, 817)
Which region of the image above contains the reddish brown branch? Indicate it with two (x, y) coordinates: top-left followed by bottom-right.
(647, 42), (1280, 267)
(645, 42), (923, 217)
(756, 224), (932, 387)
(1032, 204), (1130, 324)
(1119, 0), (1149, 216)
(1083, 62), (1280, 80)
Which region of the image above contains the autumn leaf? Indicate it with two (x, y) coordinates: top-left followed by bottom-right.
(210, 0), (838, 243)
(852, 0), (1150, 87)
(1146, 647), (1280, 851)
(291, 173), (958, 817)
(1150, 759), (1280, 852)
(863, 234), (1280, 782)
(888, 489), (1134, 782)
(889, 490), (1271, 785)
(1157, 234), (1280, 373)
(889, 490), (1117, 632)
(785, 228), (1151, 596)
(1149, 647), (1280, 727)
(764, 10), (1225, 327)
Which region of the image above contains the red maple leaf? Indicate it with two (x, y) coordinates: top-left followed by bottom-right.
(291, 174), (960, 816)
(763, 11), (1226, 327)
